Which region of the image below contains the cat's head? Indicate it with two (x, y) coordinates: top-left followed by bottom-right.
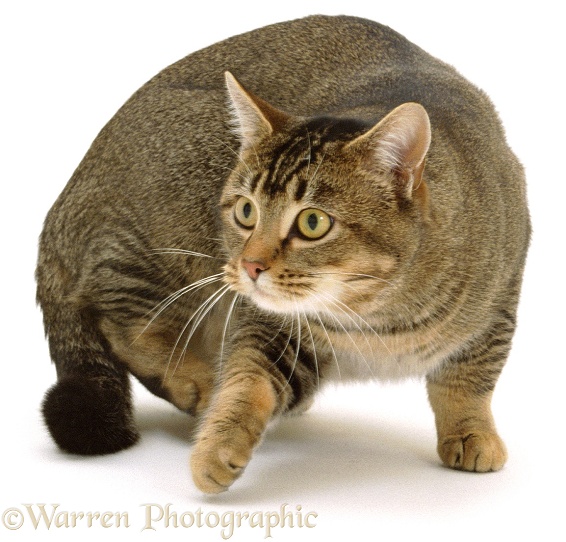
(220, 72), (431, 319)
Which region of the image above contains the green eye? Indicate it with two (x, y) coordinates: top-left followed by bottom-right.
(296, 208), (333, 240)
(234, 197), (258, 229)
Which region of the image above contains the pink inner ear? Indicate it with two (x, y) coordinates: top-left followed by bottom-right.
(347, 102), (430, 171)
(374, 103), (431, 173)
(346, 102), (431, 197)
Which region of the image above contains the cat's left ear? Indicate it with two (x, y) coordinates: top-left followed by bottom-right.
(347, 103), (431, 200)
(225, 72), (290, 152)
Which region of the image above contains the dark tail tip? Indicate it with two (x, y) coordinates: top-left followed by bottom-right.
(42, 376), (139, 455)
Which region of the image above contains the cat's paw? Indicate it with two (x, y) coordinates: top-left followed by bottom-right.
(190, 433), (254, 494)
(438, 431), (507, 472)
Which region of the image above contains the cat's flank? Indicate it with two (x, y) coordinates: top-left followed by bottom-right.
(36, 15), (530, 493)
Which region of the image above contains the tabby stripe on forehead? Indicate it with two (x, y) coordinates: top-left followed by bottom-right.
(262, 138), (304, 196)
(258, 135), (325, 197)
(294, 176), (309, 201)
(249, 169), (268, 194)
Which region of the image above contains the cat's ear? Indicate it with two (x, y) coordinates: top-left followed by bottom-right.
(348, 103), (431, 199)
(225, 72), (289, 152)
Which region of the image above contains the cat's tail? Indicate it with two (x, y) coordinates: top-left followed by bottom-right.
(39, 301), (139, 455)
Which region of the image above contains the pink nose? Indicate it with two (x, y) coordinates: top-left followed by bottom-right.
(242, 259), (268, 281)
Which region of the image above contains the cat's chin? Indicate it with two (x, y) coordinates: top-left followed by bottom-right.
(242, 284), (313, 316)
(246, 288), (296, 315)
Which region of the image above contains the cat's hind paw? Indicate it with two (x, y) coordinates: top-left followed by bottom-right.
(438, 431), (507, 472)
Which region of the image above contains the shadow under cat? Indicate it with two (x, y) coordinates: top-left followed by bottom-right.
(130, 388), (439, 503)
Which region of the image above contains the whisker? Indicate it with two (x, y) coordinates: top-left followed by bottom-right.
(265, 314), (290, 350)
(270, 315), (294, 378)
(220, 292), (239, 365)
(309, 150), (326, 183)
(183, 284), (230, 368)
(283, 309), (302, 394)
(305, 128), (312, 178)
(323, 291), (393, 357)
(211, 163), (251, 186)
(278, 311), (301, 394)
(314, 293), (377, 378)
(307, 271), (394, 288)
(301, 309), (320, 390)
(305, 276), (392, 357)
(212, 135), (253, 177)
(165, 283), (231, 380)
(134, 273), (225, 341)
(178, 283), (232, 364)
(312, 309), (341, 381)
(150, 248), (219, 260)
(309, 272), (446, 348)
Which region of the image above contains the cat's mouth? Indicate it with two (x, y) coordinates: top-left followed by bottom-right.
(223, 254), (394, 323)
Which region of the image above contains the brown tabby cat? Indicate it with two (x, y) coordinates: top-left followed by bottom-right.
(36, 15), (530, 493)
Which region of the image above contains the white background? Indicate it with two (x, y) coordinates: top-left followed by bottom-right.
(1, 1), (564, 540)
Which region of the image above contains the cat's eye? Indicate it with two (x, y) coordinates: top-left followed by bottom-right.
(234, 197), (258, 229)
(296, 208), (333, 240)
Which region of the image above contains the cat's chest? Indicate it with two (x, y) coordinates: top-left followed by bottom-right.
(314, 326), (450, 381)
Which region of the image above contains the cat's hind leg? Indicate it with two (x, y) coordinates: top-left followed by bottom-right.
(99, 317), (216, 417)
(41, 305), (139, 455)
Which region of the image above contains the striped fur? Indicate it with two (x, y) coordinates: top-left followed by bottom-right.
(36, 16), (530, 493)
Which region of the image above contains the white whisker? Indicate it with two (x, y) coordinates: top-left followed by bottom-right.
(309, 150), (326, 183)
(220, 292), (239, 365)
(271, 315), (294, 374)
(212, 135), (253, 177)
(323, 291), (392, 357)
(314, 293), (376, 378)
(301, 309), (320, 390)
(211, 163), (250, 185)
(181, 284), (231, 356)
(305, 128), (312, 178)
(283, 310), (302, 393)
(312, 308), (341, 381)
(134, 273), (225, 342)
(307, 271), (394, 288)
(150, 248), (218, 259)
(166, 283), (231, 380)
(265, 314), (290, 350)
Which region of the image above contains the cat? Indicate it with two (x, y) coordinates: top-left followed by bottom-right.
(36, 15), (530, 493)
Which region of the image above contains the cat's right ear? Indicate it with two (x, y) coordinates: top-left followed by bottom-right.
(224, 72), (289, 152)
(347, 102), (431, 201)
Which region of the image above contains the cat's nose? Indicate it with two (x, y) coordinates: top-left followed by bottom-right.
(242, 258), (269, 281)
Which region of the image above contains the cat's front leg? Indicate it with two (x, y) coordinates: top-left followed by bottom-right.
(426, 330), (510, 472)
(427, 381), (507, 472)
(190, 327), (312, 493)
(190, 362), (278, 493)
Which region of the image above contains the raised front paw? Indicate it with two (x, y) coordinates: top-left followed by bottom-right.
(438, 431), (507, 472)
(190, 431), (255, 494)
(189, 370), (277, 493)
